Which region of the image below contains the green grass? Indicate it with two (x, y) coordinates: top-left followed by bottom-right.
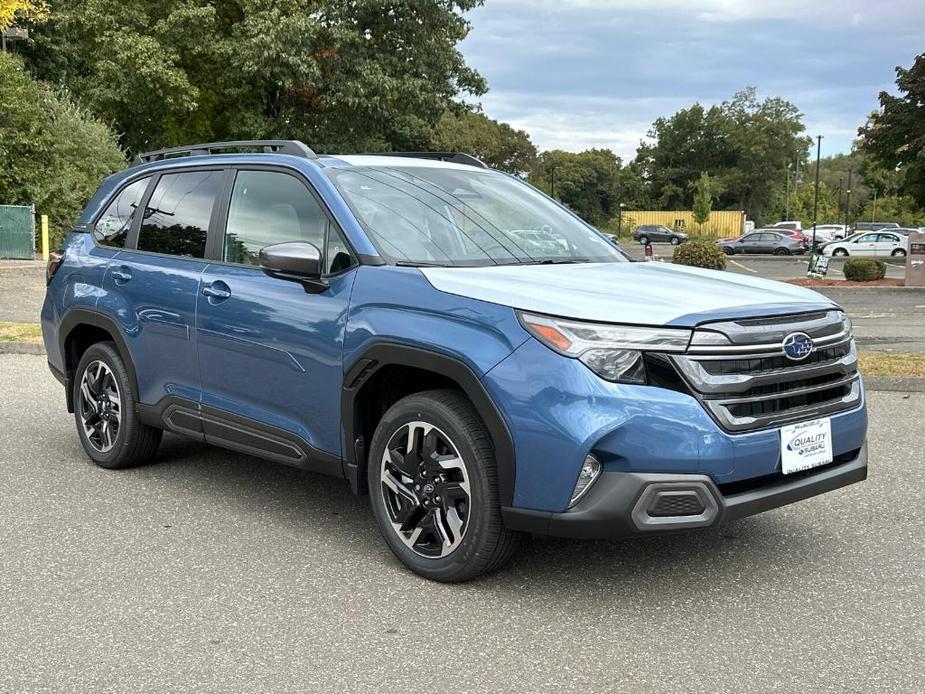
(0, 322), (42, 343)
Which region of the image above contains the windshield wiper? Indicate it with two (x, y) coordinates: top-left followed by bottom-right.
(395, 260), (449, 268)
(529, 258), (590, 265)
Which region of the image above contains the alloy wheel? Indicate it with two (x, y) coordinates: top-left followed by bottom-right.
(379, 421), (471, 559)
(78, 360), (122, 453)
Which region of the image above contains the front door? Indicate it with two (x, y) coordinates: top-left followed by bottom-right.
(101, 169), (224, 405)
(852, 233), (879, 256)
(196, 168), (358, 460)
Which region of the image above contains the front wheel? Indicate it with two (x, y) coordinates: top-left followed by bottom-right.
(722, 246), (734, 255)
(670, 236), (681, 246)
(892, 248), (907, 257)
(73, 342), (162, 469)
(637, 235), (648, 245)
(833, 248), (849, 257)
(368, 390), (520, 582)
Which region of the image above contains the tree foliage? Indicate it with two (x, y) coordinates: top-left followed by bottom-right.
(859, 52), (925, 207)
(692, 172), (713, 227)
(858, 194), (925, 227)
(434, 109), (536, 173)
(636, 88), (809, 224)
(0, 0), (45, 29)
(21, 0), (486, 155)
(527, 149), (622, 225)
(0, 52), (125, 245)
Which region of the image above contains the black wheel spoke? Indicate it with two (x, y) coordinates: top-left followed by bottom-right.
(78, 360), (121, 454)
(387, 448), (418, 479)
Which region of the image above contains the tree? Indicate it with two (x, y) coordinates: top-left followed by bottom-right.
(0, 0), (45, 29)
(0, 52), (125, 245)
(433, 109), (536, 173)
(859, 53), (925, 207)
(692, 172), (713, 230)
(858, 195), (925, 227)
(634, 88), (809, 224)
(527, 149), (622, 225)
(21, 0), (487, 155)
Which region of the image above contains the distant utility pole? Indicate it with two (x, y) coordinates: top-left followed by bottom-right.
(550, 167), (556, 198)
(794, 157), (801, 194)
(785, 162), (792, 220)
(811, 135), (822, 250)
(845, 169), (852, 229)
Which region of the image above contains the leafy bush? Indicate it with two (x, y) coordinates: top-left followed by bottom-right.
(843, 257), (886, 281)
(672, 240), (727, 271)
(0, 53), (125, 247)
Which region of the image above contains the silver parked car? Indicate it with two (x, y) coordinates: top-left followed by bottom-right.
(718, 230), (807, 256)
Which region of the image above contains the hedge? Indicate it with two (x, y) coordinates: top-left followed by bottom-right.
(843, 257), (887, 282)
(672, 240), (727, 271)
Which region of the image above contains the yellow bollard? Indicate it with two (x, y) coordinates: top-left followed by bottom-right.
(40, 214), (49, 261)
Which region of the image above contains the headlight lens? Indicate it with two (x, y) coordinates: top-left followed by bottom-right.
(518, 312), (692, 384)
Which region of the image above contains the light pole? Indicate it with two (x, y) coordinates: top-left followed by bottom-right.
(617, 203), (625, 237)
(785, 162), (792, 220)
(845, 169), (852, 231)
(550, 167), (556, 199)
(811, 135), (822, 251)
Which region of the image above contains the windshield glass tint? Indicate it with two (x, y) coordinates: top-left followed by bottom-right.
(329, 166), (624, 266)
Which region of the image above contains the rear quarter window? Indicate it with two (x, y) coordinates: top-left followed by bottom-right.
(93, 177), (150, 248)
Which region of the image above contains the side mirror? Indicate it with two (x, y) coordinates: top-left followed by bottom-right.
(259, 241), (327, 293)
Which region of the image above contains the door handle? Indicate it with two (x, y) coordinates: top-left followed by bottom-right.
(111, 267), (132, 283)
(202, 283), (231, 301)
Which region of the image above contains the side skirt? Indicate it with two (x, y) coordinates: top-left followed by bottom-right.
(137, 396), (343, 478)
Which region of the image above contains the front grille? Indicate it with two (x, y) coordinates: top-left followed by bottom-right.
(671, 310), (862, 432)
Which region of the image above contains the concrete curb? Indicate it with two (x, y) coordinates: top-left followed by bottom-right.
(0, 342), (45, 355)
(863, 376), (925, 393)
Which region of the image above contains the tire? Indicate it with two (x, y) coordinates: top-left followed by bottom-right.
(833, 248), (849, 257)
(722, 246), (734, 255)
(891, 248), (907, 257)
(774, 247), (790, 256)
(637, 235), (648, 245)
(368, 389), (520, 582)
(73, 341), (162, 469)
(670, 236), (681, 246)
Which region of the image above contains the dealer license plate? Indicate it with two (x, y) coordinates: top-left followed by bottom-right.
(781, 417), (833, 475)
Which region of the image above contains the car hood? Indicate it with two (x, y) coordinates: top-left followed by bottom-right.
(420, 262), (838, 327)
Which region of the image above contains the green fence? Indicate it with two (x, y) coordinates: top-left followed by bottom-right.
(0, 205), (35, 259)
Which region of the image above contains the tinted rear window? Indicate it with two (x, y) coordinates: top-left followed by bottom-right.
(137, 170), (223, 258)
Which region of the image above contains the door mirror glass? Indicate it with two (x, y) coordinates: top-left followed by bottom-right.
(259, 241), (323, 285)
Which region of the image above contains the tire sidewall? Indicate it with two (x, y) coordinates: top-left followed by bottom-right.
(368, 394), (498, 581)
(73, 342), (139, 468)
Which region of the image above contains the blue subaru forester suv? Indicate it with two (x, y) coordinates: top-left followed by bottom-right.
(42, 140), (868, 582)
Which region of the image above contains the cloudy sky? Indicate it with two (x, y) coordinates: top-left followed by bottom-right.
(460, 0), (924, 160)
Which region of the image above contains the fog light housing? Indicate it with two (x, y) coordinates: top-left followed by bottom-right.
(568, 455), (602, 508)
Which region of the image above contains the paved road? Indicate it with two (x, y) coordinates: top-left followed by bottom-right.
(1, 354), (922, 693)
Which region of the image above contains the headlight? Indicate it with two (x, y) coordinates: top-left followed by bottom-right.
(518, 312), (692, 384)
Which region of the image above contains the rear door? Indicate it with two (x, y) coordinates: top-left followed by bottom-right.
(852, 233), (879, 256)
(101, 168), (226, 405)
(195, 167), (358, 463)
(877, 233), (902, 256)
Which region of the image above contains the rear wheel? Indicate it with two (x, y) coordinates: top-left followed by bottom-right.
(637, 235), (648, 245)
(670, 236), (681, 246)
(73, 342), (162, 469)
(891, 248), (907, 257)
(833, 248), (849, 257)
(368, 390), (520, 582)
(774, 247), (790, 256)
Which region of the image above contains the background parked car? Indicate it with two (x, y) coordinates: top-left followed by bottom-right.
(852, 221), (900, 232)
(822, 231), (908, 257)
(632, 224), (688, 245)
(770, 220), (803, 233)
(803, 224), (848, 241)
(717, 230), (806, 255)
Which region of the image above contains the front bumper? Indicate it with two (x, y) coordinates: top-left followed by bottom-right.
(502, 441), (867, 539)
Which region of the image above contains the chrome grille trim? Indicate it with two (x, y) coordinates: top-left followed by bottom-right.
(672, 310), (861, 432)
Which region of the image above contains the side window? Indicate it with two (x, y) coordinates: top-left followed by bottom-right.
(224, 171), (326, 265)
(137, 170), (223, 258)
(856, 234), (877, 243)
(878, 233), (898, 243)
(93, 177), (150, 248)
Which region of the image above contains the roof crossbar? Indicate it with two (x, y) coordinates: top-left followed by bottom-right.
(374, 152), (488, 169)
(133, 140), (317, 166)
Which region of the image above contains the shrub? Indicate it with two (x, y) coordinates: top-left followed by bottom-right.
(672, 239), (727, 271)
(0, 53), (125, 247)
(843, 257), (886, 281)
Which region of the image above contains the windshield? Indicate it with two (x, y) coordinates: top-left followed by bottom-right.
(328, 165), (625, 266)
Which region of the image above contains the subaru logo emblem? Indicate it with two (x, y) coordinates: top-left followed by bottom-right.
(782, 332), (814, 361)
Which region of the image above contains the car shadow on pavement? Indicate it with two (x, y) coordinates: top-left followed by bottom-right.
(122, 432), (816, 594)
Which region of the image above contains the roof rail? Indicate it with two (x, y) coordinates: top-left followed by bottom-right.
(375, 152), (488, 169)
(133, 140), (317, 166)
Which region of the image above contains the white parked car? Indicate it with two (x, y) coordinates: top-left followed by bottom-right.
(803, 224), (848, 241)
(822, 231), (909, 258)
(771, 220), (803, 232)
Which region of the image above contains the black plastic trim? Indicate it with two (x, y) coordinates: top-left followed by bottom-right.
(57, 308), (139, 414)
(502, 441), (867, 539)
(341, 343), (516, 504)
(134, 140), (317, 165)
(137, 396), (343, 477)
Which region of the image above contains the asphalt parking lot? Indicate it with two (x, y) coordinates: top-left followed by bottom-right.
(1, 354), (922, 693)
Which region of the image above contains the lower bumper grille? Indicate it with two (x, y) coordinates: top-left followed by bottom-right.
(671, 310), (862, 432)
